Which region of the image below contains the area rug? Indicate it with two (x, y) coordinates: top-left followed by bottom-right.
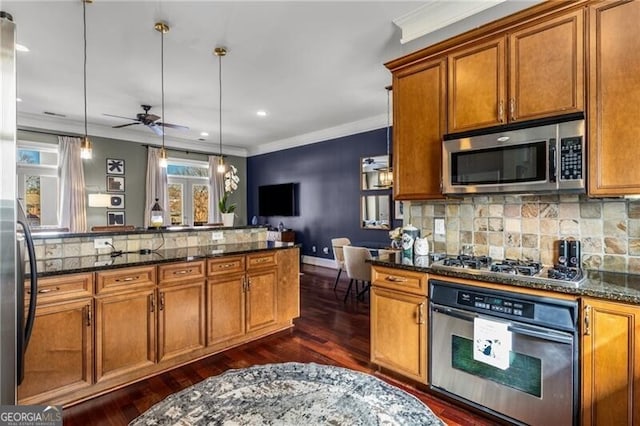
(130, 362), (445, 425)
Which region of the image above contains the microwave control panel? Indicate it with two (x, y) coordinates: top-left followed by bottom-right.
(559, 136), (583, 180)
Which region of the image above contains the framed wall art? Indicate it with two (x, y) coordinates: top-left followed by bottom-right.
(106, 158), (125, 175)
(107, 211), (125, 226)
(107, 175), (125, 192)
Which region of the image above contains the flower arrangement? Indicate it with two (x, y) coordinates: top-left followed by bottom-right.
(389, 226), (403, 248)
(218, 165), (239, 214)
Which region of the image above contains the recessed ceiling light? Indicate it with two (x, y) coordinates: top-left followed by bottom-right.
(200, 131), (209, 137)
(16, 44), (29, 52)
(16, 98), (22, 102)
(256, 110), (267, 117)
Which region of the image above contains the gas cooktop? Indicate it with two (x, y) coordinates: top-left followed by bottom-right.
(431, 254), (585, 284)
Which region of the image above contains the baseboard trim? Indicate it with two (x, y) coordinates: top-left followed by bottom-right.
(301, 256), (336, 269)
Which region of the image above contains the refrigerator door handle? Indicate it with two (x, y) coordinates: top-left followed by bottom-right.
(17, 220), (37, 350)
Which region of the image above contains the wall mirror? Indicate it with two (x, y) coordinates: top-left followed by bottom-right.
(361, 194), (390, 229)
(361, 155), (392, 190)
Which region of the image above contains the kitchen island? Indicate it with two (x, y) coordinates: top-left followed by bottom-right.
(20, 230), (300, 408)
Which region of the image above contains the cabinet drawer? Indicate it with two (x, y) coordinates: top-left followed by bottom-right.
(247, 252), (277, 271)
(27, 273), (93, 303)
(158, 260), (205, 285)
(207, 256), (245, 276)
(95, 266), (156, 295)
(372, 266), (428, 296)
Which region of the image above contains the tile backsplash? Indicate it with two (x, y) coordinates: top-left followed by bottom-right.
(405, 195), (640, 274)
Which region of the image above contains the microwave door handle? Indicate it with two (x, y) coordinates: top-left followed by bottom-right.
(549, 139), (557, 183)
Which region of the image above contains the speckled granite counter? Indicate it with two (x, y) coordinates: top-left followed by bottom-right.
(35, 241), (298, 278)
(370, 259), (640, 305)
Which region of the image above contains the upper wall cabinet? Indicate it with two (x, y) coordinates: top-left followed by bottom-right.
(448, 9), (585, 134)
(392, 58), (446, 201)
(588, 0), (640, 196)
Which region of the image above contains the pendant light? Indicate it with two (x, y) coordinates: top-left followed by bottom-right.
(214, 47), (227, 174)
(378, 86), (393, 188)
(155, 21), (169, 168)
(80, 0), (92, 160)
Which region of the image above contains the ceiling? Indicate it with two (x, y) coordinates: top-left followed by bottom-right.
(4, 1), (539, 157)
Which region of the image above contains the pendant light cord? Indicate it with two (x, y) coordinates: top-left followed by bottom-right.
(161, 27), (165, 150)
(218, 53), (222, 158)
(82, 0), (88, 139)
(386, 88), (390, 157)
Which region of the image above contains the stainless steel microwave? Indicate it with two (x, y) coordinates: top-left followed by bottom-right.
(442, 119), (585, 195)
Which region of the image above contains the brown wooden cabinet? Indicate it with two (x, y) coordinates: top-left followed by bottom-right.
(370, 266), (428, 383)
(277, 247), (300, 322)
(588, 0), (640, 196)
(581, 297), (640, 426)
(207, 251), (279, 347)
(18, 273), (93, 405)
(448, 9), (584, 133)
(391, 58), (446, 200)
(94, 266), (156, 383)
(157, 261), (206, 363)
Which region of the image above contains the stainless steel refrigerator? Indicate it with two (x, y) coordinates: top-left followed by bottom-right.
(0, 11), (38, 405)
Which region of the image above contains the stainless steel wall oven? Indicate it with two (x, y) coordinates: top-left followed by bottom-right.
(429, 279), (579, 425)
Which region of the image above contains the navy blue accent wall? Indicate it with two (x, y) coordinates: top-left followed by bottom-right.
(247, 127), (398, 260)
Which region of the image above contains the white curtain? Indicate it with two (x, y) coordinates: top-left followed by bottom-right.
(208, 155), (224, 223)
(58, 136), (87, 232)
(144, 147), (168, 227)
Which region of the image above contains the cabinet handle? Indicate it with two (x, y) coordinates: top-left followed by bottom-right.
(27, 287), (60, 294)
(115, 276), (139, 283)
(509, 98), (516, 121)
(255, 258), (269, 263)
(85, 304), (92, 327)
(149, 294), (155, 313)
(220, 263), (234, 269)
(159, 293), (165, 311)
(417, 303), (425, 325)
(173, 269), (192, 275)
(385, 275), (407, 283)
(584, 305), (591, 336)
(247, 278), (251, 291)
(498, 100), (504, 123)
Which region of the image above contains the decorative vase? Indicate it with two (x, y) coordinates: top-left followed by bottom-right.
(222, 213), (234, 227)
(401, 224), (420, 265)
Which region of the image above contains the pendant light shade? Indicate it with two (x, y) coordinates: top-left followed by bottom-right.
(155, 21), (169, 168)
(214, 47), (227, 174)
(80, 0), (92, 160)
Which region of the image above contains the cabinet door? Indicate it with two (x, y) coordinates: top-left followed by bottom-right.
(207, 274), (246, 346)
(448, 37), (506, 133)
(393, 58), (446, 200)
(509, 9), (584, 122)
(277, 248), (300, 322)
(18, 298), (93, 404)
(581, 298), (640, 426)
(589, 1), (640, 196)
(371, 287), (427, 383)
(246, 268), (278, 332)
(95, 289), (156, 382)
(157, 280), (206, 362)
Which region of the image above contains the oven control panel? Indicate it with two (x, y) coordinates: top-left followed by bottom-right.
(457, 290), (534, 319)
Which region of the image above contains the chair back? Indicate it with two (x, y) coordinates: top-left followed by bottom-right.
(343, 246), (372, 282)
(331, 237), (351, 269)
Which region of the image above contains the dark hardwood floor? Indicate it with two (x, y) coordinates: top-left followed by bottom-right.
(63, 264), (498, 425)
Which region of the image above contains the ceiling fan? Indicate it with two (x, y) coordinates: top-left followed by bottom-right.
(104, 104), (189, 136)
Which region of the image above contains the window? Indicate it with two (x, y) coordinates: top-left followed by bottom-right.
(167, 159), (209, 226)
(17, 141), (59, 227)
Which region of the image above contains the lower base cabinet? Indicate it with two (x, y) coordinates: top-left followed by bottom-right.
(581, 297), (640, 426)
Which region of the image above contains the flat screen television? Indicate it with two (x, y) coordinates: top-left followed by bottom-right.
(258, 183), (297, 217)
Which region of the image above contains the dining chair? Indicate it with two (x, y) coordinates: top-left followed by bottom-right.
(342, 245), (372, 302)
(331, 237), (351, 290)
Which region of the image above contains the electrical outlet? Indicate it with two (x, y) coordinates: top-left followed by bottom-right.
(94, 237), (113, 249)
(211, 231), (224, 240)
(434, 218), (445, 235)
(312, 245), (317, 253)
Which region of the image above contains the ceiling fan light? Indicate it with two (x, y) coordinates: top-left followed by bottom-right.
(80, 137), (92, 159)
(159, 147), (168, 168)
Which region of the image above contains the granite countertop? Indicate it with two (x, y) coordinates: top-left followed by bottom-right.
(35, 241), (298, 278)
(30, 225), (263, 240)
(370, 258), (640, 305)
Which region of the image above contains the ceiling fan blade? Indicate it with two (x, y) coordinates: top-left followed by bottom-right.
(112, 122), (141, 129)
(157, 122), (190, 131)
(148, 124), (164, 136)
(103, 113), (138, 121)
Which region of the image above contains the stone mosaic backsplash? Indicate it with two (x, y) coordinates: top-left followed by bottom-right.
(405, 195), (640, 274)
(31, 227), (268, 273)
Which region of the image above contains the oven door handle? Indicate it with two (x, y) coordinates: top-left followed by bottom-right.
(431, 304), (477, 322)
(507, 324), (574, 345)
